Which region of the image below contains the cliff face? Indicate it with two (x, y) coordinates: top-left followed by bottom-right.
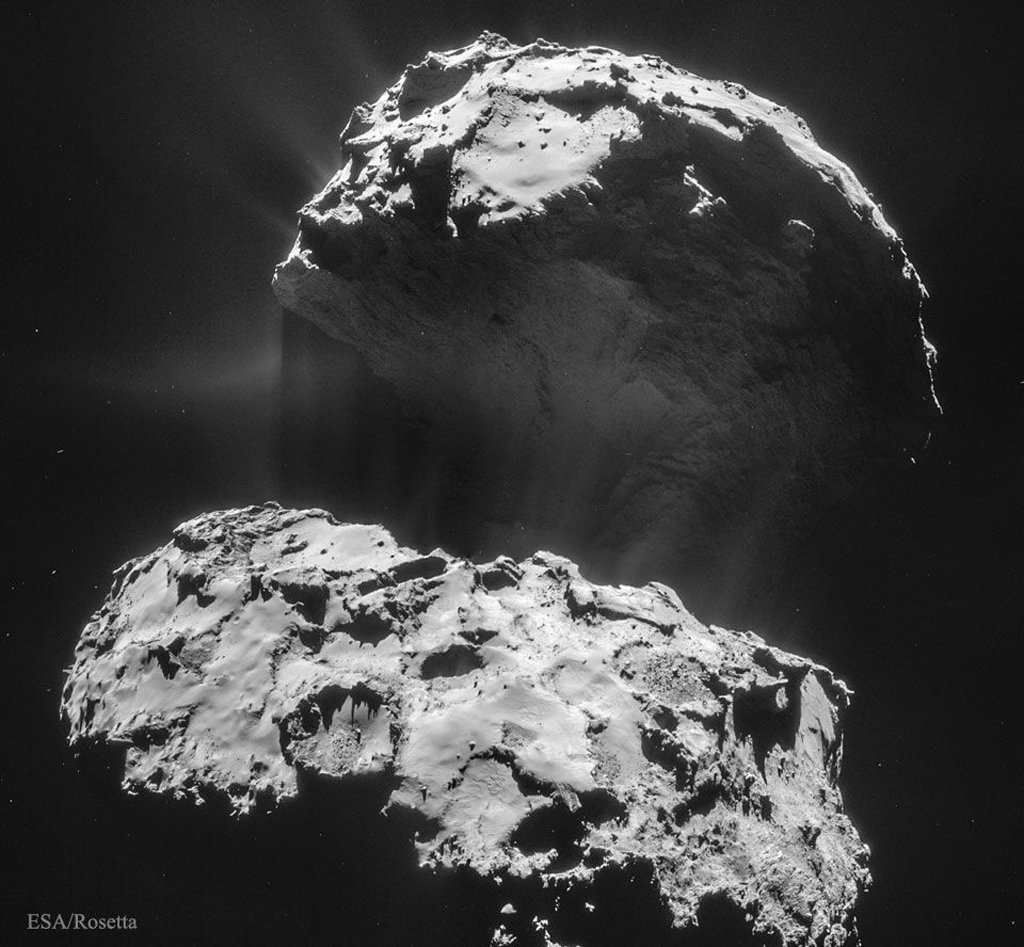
(64, 504), (868, 946)
(273, 33), (938, 606)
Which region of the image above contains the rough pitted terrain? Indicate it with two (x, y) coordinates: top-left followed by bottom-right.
(273, 33), (938, 606)
(64, 504), (868, 946)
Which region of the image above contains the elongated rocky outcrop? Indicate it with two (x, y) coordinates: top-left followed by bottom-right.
(273, 33), (938, 607)
(63, 504), (868, 946)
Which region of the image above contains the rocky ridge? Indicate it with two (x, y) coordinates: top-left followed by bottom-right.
(63, 504), (869, 946)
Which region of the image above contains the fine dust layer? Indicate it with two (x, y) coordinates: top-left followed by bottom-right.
(274, 33), (938, 602)
(64, 504), (869, 946)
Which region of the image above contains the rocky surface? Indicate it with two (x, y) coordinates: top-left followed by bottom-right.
(273, 34), (938, 608)
(64, 504), (868, 946)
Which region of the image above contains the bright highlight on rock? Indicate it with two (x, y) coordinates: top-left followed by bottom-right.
(64, 503), (867, 946)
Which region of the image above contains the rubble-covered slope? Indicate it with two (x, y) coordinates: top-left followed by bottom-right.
(273, 33), (938, 605)
(63, 504), (868, 946)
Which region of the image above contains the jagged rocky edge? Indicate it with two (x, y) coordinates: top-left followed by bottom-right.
(63, 503), (869, 946)
(273, 31), (938, 413)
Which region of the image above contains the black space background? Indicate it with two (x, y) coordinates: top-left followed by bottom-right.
(4, 2), (1022, 945)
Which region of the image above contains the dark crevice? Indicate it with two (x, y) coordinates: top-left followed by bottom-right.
(475, 746), (553, 798)
(312, 684), (349, 730)
(642, 726), (680, 772)
(314, 682), (384, 729)
(642, 727), (696, 790)
(480, 561), (522, 591)
(653, 706), (679, 731)
(249, 573), (273, 602)
(543, 83), (626, 121)
(166, 634), (186, 656)
(577, 789), (628, 826)
(176, 571), (214, 607)
(507, 792), (625, 873)
(565, 584), (597, 620)
(334, 610), (395, 646)
(733, 672), (805, 776)
(349, 682), (384, 722)
(147, 645), (180, 680)
(673, 779), (722, 824)
(420, 644), (484, 679)
(509, 802), (586, 871)
(295, 624), (328, 654)
(704, 675), (732, 698)
(391, 555), (449, 584)
(459, 628), (498, 645)
(278, 682), (385, 755)
(397, 63), (473, 120)
(357, 574), (393, 596)
(404, 146), (454, 234)
(172, 531), (209, 553)
(274, 580), (329, 625)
